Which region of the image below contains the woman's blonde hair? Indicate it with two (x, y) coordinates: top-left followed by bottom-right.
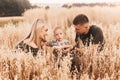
(17, 19), (47, 48)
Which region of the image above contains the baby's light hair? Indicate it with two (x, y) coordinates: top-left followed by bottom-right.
(53, 26), (63, 34)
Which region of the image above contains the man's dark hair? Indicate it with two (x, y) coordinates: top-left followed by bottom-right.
(73, 14), (89, 25)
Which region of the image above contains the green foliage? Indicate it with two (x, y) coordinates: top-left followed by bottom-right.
(0, 0), (31, 16)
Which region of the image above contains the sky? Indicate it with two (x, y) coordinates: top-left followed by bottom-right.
(29, 0), (120, 4)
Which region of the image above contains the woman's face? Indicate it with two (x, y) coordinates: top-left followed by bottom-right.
(39, 26), (48, 42)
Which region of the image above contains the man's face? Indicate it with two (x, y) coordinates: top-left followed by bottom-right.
(75, 22), (89, 34)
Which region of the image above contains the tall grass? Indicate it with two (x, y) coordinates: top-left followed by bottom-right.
(24, 6), (120, 26)
(0, 6), (120, 80)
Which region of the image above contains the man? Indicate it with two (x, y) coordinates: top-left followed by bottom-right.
(71, 14), (105, 74)
(73, 14), (104, 51)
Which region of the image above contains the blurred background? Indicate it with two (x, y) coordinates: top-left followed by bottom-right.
(0, 1), (120, 80)
(0, 0), (120, 17)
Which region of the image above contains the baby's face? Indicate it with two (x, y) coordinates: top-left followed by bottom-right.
(54, 29), (64, 42)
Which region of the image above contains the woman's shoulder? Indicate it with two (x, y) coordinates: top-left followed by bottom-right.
(16, 40), (39, 56)
(15, 39), (29, 49)
(15, 41), (24, 49)
(23, 39), (38, 48)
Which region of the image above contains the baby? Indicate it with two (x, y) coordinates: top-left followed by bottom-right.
(49, 26), (73, 57)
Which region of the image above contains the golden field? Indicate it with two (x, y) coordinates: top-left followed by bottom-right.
(0, 16), (24, 26)
(0, 6), (120, 80)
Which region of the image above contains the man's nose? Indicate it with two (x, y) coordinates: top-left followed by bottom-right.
(75, 29), (79, 32)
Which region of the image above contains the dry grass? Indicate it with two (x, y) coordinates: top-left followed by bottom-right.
(0, 6), (120, 80)
(0, 16), (24, 26)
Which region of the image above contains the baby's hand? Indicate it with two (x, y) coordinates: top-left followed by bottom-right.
(53, 46), (62, 51)
(62, 49), (69, 54)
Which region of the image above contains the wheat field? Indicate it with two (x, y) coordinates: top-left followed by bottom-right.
(0, 6), (120, 80)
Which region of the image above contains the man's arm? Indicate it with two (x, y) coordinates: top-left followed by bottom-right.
(93, 27), (104, 44)
(92, 27), (105, 51)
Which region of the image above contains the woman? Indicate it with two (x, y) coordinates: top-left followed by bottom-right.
(16, 19), (48, 56)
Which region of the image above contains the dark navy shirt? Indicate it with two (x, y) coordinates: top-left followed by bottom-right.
(75, 25), (104, 51)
